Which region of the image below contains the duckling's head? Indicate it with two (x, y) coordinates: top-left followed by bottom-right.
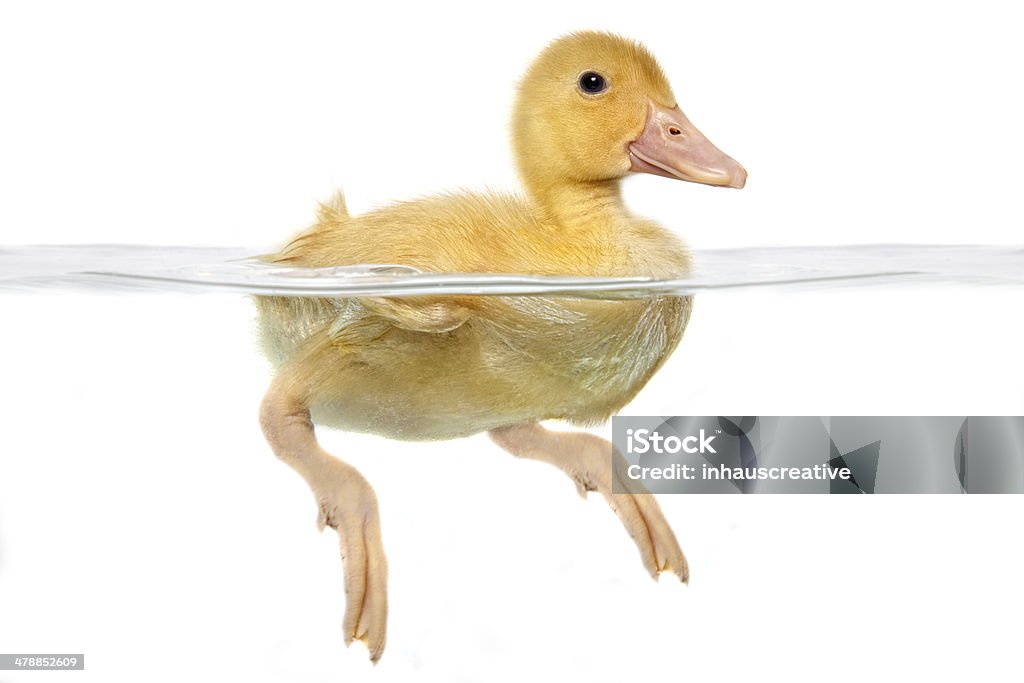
(512, 31), (746, 195)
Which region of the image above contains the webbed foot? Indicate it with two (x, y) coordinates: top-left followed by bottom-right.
(490, 423), (688, 582)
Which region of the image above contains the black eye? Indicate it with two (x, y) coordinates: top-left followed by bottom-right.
(578, 71), (607, 94)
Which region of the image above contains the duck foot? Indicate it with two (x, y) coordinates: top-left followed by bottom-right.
(260, 387), (388, 662)
(490, 422), (688, 582)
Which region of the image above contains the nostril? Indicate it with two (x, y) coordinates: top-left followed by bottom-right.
(668, 127), (682, 136)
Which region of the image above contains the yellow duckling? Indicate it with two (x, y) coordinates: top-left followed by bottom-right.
(256, 31), (745, 661)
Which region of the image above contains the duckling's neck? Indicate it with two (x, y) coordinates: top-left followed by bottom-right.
(529, 179), (628, 231)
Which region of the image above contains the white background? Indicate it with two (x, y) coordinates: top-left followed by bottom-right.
(1, 1), (1022, 682)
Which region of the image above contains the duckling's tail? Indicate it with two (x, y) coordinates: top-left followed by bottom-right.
(267, 190), (350, 265)
(254, 190), (354, 366)
(315, 190), (349, 224)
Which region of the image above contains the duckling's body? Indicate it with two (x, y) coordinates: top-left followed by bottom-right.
(257, 189), (691, 440)
(256, 31), (745, 662)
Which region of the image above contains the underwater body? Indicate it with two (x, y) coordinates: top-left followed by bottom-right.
(1, 244), (1022, 681)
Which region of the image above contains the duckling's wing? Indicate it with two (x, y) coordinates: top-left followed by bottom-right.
(359, 296), (471, 333)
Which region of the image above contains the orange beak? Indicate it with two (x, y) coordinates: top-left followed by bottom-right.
(628, 101), (747, 189)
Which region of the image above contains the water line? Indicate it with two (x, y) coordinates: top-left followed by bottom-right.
(0, 244), (1021, 298)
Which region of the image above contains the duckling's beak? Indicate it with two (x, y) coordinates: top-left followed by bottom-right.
(628, 101), (747, 189)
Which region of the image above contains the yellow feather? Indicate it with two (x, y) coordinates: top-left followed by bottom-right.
(255, 32), (693, 440)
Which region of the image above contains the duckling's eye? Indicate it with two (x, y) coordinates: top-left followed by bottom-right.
(578, 71), (608, 95)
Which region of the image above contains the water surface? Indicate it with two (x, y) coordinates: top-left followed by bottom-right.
(0, 244), (1021, 297)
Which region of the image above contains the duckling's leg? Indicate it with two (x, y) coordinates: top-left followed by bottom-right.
(489, 422), (688, 582)
(259, 384), (388, 662)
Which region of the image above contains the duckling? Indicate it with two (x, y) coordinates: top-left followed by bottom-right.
(256, 31), (745, 662)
